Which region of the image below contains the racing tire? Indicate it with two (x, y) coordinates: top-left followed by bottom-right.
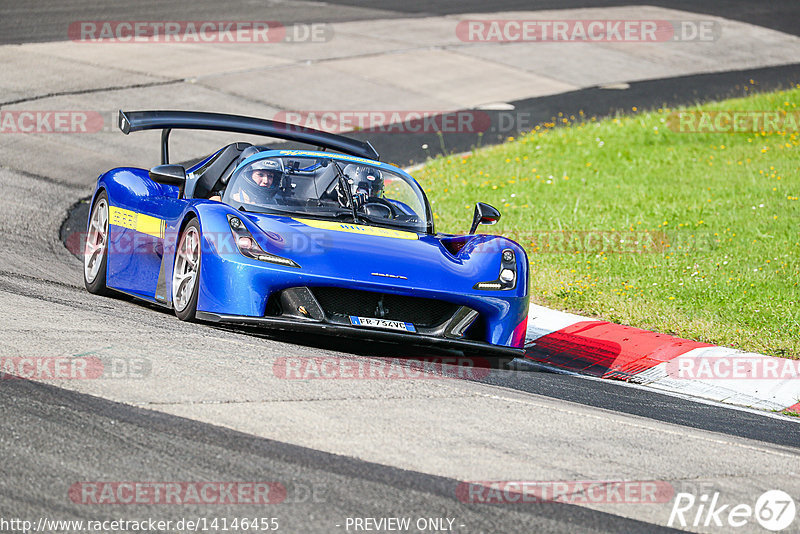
(172, 218), (202, 321)
(83, 191), (112, 295)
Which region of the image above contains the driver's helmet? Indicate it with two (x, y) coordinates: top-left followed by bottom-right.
(343, 164), (383, 198)
(244, 158), (283, 188)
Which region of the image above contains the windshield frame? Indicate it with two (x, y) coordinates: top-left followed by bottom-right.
(222, 150), (434, 234)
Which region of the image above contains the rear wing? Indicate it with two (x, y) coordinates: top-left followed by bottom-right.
(118, 110), (380, 164)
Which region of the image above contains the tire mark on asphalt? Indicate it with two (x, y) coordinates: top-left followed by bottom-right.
(0, 166), (87, 190)
(0, 79), (184, 107)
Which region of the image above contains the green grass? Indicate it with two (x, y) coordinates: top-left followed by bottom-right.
(414, 84), (800, 358)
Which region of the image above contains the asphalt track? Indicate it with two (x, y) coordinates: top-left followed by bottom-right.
(2, 2), (800, 533)
(2, 378), (685, 534)
(2, 0), (799, 44)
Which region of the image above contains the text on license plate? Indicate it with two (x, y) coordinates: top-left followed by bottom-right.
(349, 316), (416, 332)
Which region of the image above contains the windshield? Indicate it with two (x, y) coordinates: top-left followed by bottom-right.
(222, 155), (429, 232)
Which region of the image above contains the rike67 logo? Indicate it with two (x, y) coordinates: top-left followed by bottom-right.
(669, 490), (796, 531)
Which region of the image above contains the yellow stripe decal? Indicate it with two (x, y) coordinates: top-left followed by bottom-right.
(294, 218), (419, 240)
(109, 206), (165, 239)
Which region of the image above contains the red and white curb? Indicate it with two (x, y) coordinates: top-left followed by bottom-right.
(523, 304), (800, 414)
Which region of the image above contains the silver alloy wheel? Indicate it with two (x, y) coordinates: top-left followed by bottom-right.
(84, 198), (108, 284)
(172, 225), (200, 312)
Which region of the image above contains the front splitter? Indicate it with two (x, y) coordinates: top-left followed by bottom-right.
(196, 311), (524, 358)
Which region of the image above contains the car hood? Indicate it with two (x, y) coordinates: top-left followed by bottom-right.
(240, 212), (526, 297)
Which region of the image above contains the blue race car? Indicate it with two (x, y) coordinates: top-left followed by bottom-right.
(83, 111), (528, 356)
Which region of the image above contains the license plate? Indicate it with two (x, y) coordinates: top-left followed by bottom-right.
(349, 316), (416, 332)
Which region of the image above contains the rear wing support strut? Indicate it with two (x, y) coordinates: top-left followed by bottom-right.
(161, 128), (171, 165)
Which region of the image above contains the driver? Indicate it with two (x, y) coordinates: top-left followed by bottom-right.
(232, 158), (284, 204)
(341, 164), (383, 207)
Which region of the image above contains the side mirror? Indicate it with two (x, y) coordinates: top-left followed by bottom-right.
(149, 164), (186, 186)
(149, 164), (187, 197)
(469, 202), (501, 234)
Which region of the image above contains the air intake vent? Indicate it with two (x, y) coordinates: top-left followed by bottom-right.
(310, 287), (460, 328)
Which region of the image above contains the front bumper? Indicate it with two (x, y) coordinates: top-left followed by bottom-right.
(195, 311), (525, 357)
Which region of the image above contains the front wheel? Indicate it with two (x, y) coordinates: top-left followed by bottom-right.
(172, 219), (202, 321)
(84, 192), (111, 295)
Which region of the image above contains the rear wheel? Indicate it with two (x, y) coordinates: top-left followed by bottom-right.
(84, 192), (111, 295)
(172, 219), (202, 321)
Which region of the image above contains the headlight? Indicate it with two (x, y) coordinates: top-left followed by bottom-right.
(474, 248), (517, 290)
(227, 215), (300, 268)
(499, 268), (515, 283)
